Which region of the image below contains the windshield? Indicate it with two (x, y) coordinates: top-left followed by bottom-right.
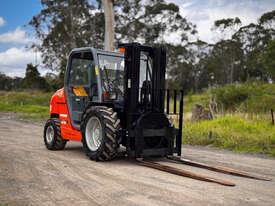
(98, 54), (124, 100)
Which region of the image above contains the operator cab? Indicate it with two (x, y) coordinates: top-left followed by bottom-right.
(64, 48), (124, 129)
(65, 47), (154, 130)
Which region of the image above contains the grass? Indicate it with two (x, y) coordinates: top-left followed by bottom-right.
(183, 114), (275, 156)
(0, 91), (52, 120)
(171, 82), (275, 157)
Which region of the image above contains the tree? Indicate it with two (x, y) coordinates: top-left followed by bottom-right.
(0, 72), (12, 90)
(102, 0), (115, 51)
(22, 64), (50, 90)
(0, 73), (24, 91)
(29, 0), (104, 74)
(115, 0), (196, 45)
(209, 18), (243, 84)
(44, 72), (61, 91)
(233, 23), (272, 81)
(259, 10), (275, 31)
(230, 10), (275, 81)
(30, 0), (196, 88)
(261, 40), (275, 81)
(204, 40), (243, 85)
(212, 17), (242, 41)
(167, 41), (212, 92)
(185, 41), (212, 91)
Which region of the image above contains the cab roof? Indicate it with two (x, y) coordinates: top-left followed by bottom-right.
(71, 47), (124, 58)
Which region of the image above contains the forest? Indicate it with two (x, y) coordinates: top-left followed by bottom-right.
(0, 0), (274, 92)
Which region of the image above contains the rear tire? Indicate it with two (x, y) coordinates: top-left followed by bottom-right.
(43, 118), (67, 150)
(81, 107), (121, 161)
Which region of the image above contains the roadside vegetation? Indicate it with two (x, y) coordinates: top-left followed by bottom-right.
(184, 115), (275, 156)
(0, 91), (51, 120)
(184, 81), (275, 113)
(211, 82), (275, 113)
(181, 82), (275, 156)
(0, 82), (274, 156)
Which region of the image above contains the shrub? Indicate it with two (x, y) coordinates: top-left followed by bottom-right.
(210, 81), (275, 113)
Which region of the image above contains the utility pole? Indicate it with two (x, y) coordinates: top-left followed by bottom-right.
(34, 48), (38, 66)
(102, 0), (115, 51)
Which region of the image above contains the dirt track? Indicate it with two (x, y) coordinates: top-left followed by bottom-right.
(0, 113), (275, 206)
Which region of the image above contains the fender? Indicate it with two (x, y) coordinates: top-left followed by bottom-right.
(50, 88), (82, 141)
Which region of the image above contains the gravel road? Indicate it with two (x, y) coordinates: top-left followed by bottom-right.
(0, 113), (275, 206)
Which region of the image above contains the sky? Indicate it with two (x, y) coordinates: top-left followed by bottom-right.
(0, 0), (42, 77)
(0, 0), (274, 77)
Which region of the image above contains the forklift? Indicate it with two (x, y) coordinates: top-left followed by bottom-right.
(44, 42), (270, 186)
(44, 42), (183, 161)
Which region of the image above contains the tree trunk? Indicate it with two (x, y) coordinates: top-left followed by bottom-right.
(102, 0), (115, 51)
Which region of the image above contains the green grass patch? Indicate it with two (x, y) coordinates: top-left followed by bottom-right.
(183, 115), (275, 156)
(0, 91), (52, 120)
(0, 91), (52, 106)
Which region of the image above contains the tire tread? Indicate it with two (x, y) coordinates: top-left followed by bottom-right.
(44, 118), (67, 150)
(81, 106), (121, 161)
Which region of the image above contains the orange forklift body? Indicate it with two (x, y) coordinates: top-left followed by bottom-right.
(50, 88), (82, 141)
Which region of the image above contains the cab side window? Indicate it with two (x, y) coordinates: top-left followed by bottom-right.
(69, 52), (93, 86)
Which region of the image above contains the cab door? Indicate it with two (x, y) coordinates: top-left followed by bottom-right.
(66, 51), (97, 129)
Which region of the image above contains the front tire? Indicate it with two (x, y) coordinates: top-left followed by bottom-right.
(81, 107), (121, 161)
(43, 118), (67, 150)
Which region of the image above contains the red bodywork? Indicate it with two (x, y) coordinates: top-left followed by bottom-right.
(50, 88), (82, 141)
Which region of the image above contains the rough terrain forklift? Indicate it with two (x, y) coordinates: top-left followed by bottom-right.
(43, 42), (271, 186)
(44, 42), (183, 161)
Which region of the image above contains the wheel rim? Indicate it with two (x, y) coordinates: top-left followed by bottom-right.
(46, 125), (54, 143)
(85, 116), (102, 151)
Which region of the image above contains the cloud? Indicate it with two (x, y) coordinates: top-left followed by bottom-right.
(0, 28), (31, 44)
(0, 17), (5, 27)
(0, 47), (41, 77)
(167, 0), (275, 43)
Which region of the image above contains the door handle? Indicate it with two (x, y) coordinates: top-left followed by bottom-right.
(75, 98), (81, 102)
